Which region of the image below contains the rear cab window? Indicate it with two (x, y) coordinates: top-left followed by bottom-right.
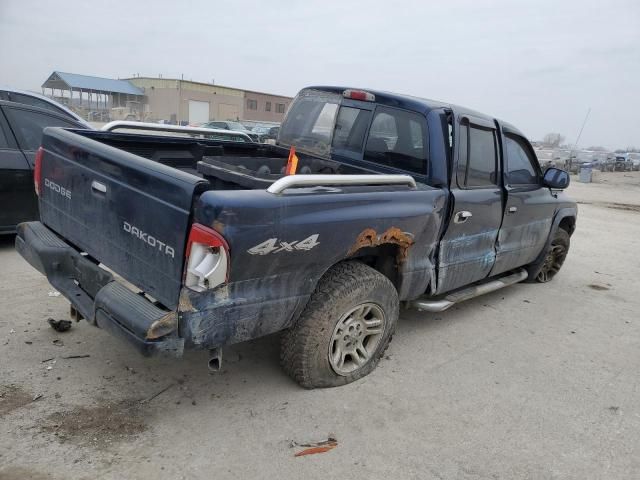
(279, 88), (429, 177)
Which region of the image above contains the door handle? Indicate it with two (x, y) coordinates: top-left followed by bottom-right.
(454, 211), (473, 224)
(508, 206), (518, 214)
(91, 180), (107, 194)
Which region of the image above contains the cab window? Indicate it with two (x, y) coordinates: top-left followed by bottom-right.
(457, 122), (498, 188)
(505, 134), (540, 185)
(363, 106), (428, 175)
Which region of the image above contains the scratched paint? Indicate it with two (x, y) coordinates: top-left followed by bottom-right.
(436, 229), (499, 294)
(491, 218), (552, 276)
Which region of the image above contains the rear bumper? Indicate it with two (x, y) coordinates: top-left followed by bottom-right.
(15, 221), (183, 357)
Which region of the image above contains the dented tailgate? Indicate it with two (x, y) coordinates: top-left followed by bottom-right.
(38, 127), (207, 309)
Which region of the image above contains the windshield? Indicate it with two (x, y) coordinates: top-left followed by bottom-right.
(227, 121), (249, 131)
(278, 89), (341, 156)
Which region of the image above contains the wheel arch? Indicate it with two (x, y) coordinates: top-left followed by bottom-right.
(526, 207), (576, 279)
(558, 215), (576, 236)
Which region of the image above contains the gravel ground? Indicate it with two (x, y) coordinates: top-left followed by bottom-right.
(1, 172), (639, 480)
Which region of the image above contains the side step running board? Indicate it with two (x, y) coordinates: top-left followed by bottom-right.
(410, 268), (528, 313)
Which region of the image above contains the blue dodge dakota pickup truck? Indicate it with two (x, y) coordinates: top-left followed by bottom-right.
(16, 86), (576, 388)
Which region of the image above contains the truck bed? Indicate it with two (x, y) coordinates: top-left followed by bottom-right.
(75, 129), (377, 190)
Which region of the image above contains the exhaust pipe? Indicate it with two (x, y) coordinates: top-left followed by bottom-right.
(208, 348), (222, 372)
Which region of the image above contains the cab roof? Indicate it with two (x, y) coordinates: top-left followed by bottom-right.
(304, 85), (526, 138)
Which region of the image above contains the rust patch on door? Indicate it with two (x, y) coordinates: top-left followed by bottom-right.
(348, 227), (414, 263)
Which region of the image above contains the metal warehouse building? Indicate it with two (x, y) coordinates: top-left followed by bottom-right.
(126, 76), (293, 125)
(42, 71), (145, 121)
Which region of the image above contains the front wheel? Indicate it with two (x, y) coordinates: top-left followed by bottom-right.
(280, 262), (398, 389)
(527, 228), (570, 283)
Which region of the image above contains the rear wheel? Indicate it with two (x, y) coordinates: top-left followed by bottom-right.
(528, 228), (570, 283)
(280, 262), (398, 389)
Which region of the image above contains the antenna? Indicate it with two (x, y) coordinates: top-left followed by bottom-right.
(568, 107), (591, 170)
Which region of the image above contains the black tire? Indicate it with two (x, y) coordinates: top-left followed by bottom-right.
(527, 228), (570, 283)
(280, 261), (398, 389)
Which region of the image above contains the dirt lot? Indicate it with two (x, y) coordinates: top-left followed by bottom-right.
(1, 172), (639, 480)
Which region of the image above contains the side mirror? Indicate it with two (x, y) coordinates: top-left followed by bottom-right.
(543, 167), (570, 189)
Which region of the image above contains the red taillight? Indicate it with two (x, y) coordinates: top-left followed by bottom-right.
(184, 223), (230, 291)
(343, 89), (375, 102)
(34, 147), (44, 196)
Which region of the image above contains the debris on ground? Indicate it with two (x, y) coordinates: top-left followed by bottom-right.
(594, 271), (614, 277)
(48, 318), (72, 332)
(292, 435), (338, 457)
(588, 284), (611, 291)
(52, 339), (64, 347)
(61, 355), (91, 359)
(139, 384), (174, 404)
(32, 393), (43, 402)
(48, 291), (61, 297)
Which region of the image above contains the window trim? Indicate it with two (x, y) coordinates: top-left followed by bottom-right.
(246, 99), (258, 110)
(455, 116), (500, 190)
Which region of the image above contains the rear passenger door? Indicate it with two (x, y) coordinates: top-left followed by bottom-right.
(0, 103), (84, 230)
(3, 104), (83, 169)
(490, 129), (555, 275)
(436, 115), (503, 294)
(0, 105), (36, 231)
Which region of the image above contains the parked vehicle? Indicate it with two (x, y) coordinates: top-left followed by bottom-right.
(16, 86), (576, 388)
(100, 121), (253, 143)
(249, 124), (280, 142)
(0, 95), (88, 234)
(201, 120), (259, 142)
(0, 88), (90, 127)
(613, 154), (633, 171)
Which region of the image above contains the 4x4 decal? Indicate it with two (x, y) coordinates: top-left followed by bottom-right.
(247, 234), (320, 255)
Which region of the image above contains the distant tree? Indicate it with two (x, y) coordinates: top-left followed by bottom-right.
(542, 133), (565, 148)
(587, 145), (607, 152)
(626, 146), (639, 152)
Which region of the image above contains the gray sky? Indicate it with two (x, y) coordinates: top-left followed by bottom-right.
(1, 0), (638, 148)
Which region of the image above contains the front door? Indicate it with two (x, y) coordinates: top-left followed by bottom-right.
(436, 115), (504, 294)
(491, 128), (556, 275)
